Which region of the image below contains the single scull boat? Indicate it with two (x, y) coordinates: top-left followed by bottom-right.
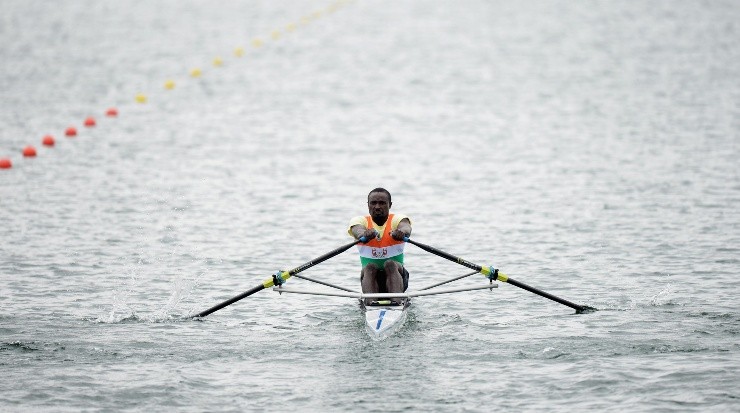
(192, 238), (594, 337)
(273, 281), (498, 340)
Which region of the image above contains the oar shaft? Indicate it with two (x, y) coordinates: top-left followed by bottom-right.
(406, 239), (483, 272)
(194, 284), (264, 318)
(193, 240), (360, 318)
(504, 276), (585, 312)
(406, 238), (588, 313)
(285, 240), (360, 276)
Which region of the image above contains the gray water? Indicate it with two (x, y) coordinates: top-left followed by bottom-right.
(1, 0), (739, 411)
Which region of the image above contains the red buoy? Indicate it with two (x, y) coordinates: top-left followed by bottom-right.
(42, 135), (55, 146)
(23, 146), (37, 157)
(65, 126), (77, 137)
(106, 108), (118, 117)
(0, 158), (11, 169)
(84, 117), (96, 127)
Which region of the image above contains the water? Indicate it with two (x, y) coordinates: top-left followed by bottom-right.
(1, 0), (739, 411)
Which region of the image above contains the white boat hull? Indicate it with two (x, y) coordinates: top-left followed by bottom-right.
(363, 300), (410, 340)
(272, 283), (497, 340)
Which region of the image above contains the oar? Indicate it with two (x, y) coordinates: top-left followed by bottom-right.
(192, 239), (362, 318)
(404, 237), (596, 314)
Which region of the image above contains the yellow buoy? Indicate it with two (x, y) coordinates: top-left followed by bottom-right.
(190, 68), (202, 77)
(252, 38), (263, 48)
(271, 30), (281, 40)
(286, 23), (297, 32)
(164, 80), (175, 90)
(234, 47), (244, 57)
(213, 57), (223, 67)
(135, 93), (147, 104)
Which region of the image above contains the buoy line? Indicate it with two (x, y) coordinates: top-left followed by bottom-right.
(0, 0), (354, 170)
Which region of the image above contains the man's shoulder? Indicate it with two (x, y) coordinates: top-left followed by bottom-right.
(348, 216), (367, 227)
(391, 213), (411, 226)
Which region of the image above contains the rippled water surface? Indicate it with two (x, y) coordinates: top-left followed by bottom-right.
(1, 0), (739, 411)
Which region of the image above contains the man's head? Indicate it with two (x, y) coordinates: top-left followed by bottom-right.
(367, 188), (392, 224)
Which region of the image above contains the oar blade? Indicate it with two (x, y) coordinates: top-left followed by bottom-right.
(576, 305), (598, 314)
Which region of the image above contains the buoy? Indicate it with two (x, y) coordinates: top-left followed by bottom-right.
(0, 158), (11, 169)
(251, 38), (263, 48)
(164, 79), (176, 89)
(106, 107), (118, 117)
(42, 135), (55, 146)
(23, 146), (37, 157)
(190, 68), (202, 77)
(234, 47), (244, 57)
(213, 57), (223, 67)
(84, 117), (96, 127)
(135, 94), (147, 103)
(271, 30), (281, 40)
(65, 126), (77, 137)
(286, 23), (297, 32)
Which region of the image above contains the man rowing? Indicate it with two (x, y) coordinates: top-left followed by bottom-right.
(348, 188), (412, 305)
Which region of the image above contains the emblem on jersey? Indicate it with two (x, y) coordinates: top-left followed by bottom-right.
(371, 248), (388, 258)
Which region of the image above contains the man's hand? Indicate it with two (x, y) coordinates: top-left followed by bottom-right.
(391, 218), (412, 241)
(391, 229), (409, 241)
(357, 228), (378, 242)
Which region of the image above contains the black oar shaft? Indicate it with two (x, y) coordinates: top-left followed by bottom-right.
(406, 238), (588, 313)
(193, 240), (359, 318)
(194, 284), (264, 318)
(503, 277), (585, 312)
(408, 239), (484, 272)
(285, 240), (359, 276)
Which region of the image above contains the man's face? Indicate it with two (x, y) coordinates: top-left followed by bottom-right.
(367, 192), (391, 221)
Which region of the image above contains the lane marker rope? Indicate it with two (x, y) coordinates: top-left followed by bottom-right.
(1, 0), (355, 170)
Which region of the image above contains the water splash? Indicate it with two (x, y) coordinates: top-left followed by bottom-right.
(152, 273), (204, 321)
(650, 284), (674, 306)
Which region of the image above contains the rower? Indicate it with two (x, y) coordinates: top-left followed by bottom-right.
(348, 188), (412, 305)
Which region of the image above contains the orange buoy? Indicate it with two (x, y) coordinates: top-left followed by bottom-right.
(106, 107), (118, 117)
(65, 126), (77, 137)
(42, 135), (55, 146)
(23, 146), (37, 157)
(0, 158), (11, 169)
(84, 117), (96, 127)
